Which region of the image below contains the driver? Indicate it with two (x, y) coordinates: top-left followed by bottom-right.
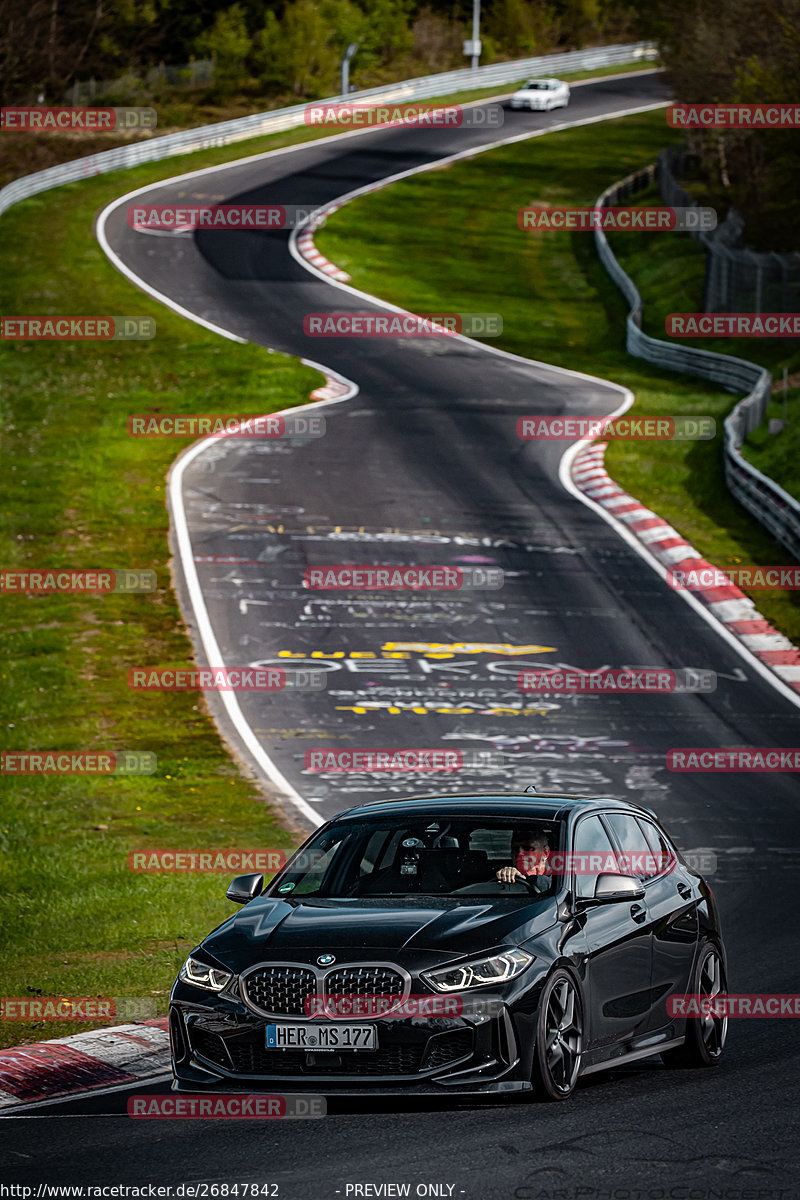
(496, 829), (551, 890)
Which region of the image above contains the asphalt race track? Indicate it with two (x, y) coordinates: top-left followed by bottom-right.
(2, 70), (799, 1195)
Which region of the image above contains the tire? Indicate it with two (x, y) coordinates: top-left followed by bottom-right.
(532, 968), (584, 1100)
(662, 942), (727, 1068)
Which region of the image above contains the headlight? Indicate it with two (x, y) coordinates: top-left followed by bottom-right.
(179, 955), (233, 992)
(421, 948), (534, 992)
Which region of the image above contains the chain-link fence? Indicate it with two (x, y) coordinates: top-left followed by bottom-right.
(66, 60), (216, 105)
(594, 165), (800, 563)
(657, 146), (800, 315)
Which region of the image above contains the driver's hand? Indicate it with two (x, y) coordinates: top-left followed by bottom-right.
(496, 866), (524, 883)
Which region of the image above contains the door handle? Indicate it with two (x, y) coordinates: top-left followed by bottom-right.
(630, 903), (647, 924)
(677, 882), (692, 900)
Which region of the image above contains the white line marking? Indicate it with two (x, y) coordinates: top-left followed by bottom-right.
(166, 364), (356, 828)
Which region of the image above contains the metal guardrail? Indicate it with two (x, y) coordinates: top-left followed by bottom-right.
(593, 166), (800, 562)
(0, 42), (657, 220)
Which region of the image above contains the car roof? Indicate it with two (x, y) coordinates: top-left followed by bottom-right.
(330, 792), (657, 824)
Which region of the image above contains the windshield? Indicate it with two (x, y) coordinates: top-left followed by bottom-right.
(267, 815), (564, 899)
(524, 82), (552, 90)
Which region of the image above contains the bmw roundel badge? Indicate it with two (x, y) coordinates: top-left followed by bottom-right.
(317, 953), (336, 966)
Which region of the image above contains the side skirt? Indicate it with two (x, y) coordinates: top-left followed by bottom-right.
(579, 1036), (684, 1076)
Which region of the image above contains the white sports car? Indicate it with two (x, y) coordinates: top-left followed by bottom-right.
(508, 78), (570, 111)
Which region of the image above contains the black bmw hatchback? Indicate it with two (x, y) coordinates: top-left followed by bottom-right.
(170, 793), (728, 1099)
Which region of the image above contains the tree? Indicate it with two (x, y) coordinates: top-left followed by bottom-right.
(196, 3), (252, 76)
(624, 0), (800, 250)
(483, 0), (556, 60)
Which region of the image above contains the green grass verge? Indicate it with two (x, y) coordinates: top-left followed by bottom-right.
(742, 388), (800, 498)
(315, 109), (800, 643)
(604, 196), (800, 501)
(0, 135), (335, 1051)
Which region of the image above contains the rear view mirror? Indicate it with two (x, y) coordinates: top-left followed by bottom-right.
(226, 872), (264, 904)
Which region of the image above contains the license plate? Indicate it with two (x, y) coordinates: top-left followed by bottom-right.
(265, 1023), (377, 1051)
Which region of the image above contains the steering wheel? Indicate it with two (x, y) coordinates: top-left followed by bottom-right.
(496, 873), (547, 894)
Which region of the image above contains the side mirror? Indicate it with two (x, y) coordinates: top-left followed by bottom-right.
(594, 873), (645, 902)
(226, 872), (264, 904)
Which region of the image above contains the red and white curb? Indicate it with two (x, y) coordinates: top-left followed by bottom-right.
(572, 442), (800, 693)
(0, 1019), (170, 1109)
(295, 204), (351, 282)
(295, 177), (398, 283)
(309, 372), (352, 402)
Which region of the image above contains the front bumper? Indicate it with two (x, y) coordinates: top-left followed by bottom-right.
(170, 993), (537, 1095)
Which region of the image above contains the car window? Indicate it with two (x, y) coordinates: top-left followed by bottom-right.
(358, 828), (402, 876)
(571, 815), (617, 899)
(468, 826), (512, 862)
(287, 836), (346, 895)
(636, 818), (677, 877)
(604, 812), (660, 880)
(267, 816), (563, 898)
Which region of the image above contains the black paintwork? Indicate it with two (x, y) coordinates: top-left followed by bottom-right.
(170, 792), (723, 1095)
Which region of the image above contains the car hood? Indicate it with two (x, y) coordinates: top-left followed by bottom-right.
(202, 895), (556, 971)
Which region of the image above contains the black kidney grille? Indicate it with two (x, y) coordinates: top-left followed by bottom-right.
(325, 966), (406, 998)
(244, 966), (317, 1017)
